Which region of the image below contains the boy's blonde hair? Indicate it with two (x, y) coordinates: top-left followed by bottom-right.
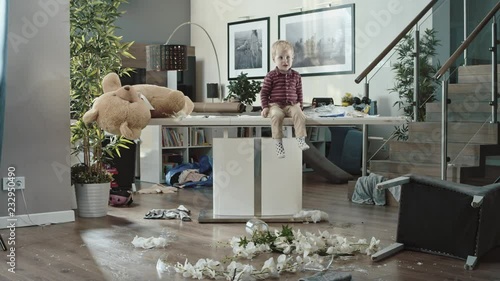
(272, 40), (294, 58)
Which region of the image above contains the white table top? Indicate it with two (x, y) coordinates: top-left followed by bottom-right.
(148, 115), (409, 127)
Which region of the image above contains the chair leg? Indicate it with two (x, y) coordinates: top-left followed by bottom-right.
(465, 255), (478, 270)
(371, 242), (404, 261)
(0, 233), (6, 251)
(471, 195), (484, 208)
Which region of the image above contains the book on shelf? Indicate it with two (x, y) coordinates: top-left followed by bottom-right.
(162, 128), (183, 147)
(190, 128), (207, 146)
(162, 152), (183, 165)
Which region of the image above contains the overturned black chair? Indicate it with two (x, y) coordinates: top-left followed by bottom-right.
(372, 174), (500, 270)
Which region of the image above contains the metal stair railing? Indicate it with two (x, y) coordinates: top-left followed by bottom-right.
(434, 2), (500, 180)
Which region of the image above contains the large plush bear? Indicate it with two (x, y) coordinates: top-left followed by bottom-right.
(82, 73), (194, 140)
(101, 73), (194, 118)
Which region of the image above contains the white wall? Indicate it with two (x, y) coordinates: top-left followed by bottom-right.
(190, 0), (434, 136)
(0, 0), (73, 224)
(116, 0), (191, 45)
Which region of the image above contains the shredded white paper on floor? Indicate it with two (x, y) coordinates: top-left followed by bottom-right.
(138, 184), (177, 194)
(131, 235), (167, 249)
(293, 210), (329, 223)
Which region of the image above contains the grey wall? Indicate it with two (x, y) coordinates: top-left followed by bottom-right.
(465, 0), (499, 65)
(0, 1), (72, 217)
(116, 0), (191, 45)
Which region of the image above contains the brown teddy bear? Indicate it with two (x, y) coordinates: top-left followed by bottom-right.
(82, 83), (151, 140)
(83, 73), (194, 140)
(102, 72), (194, 118)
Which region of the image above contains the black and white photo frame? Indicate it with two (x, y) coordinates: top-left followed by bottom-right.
(278, 4), (355, 76)
(227, 17), (270, 80)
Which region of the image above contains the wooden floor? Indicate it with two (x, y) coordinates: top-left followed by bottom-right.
(2, 172), (500, 281)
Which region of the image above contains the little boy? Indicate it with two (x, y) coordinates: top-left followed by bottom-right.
(260, 40), (309, 158)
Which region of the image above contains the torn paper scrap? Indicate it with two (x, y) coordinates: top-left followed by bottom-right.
(293, 210), (329, 223)
(131, 235), (168, 249)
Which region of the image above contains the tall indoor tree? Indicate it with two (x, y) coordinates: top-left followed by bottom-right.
(70, 0), (135, 184)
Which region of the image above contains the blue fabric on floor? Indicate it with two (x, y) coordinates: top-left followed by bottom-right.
(165, 155), (213, 187)
(352, 173), (387, 205)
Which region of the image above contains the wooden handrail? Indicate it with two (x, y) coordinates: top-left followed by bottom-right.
(434, 2), (500, 80)
(354, 0), (438, 84)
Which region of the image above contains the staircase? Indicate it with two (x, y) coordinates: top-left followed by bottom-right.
(369, 65), (500, 186)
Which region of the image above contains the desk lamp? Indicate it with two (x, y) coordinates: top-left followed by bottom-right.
(146, 22), (222, 101)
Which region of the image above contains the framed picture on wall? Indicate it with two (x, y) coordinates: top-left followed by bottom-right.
(278, 4), (355, 76)
(228, 17), (270, 80)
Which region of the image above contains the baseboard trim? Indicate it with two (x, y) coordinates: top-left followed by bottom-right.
(0, 210), (75, 229)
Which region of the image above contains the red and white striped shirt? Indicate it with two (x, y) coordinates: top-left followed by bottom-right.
(260, 67), (303, 109)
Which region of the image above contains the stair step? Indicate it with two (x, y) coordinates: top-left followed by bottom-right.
(369, 160), (463, 182)
(447, 83), (496, 102)
(459, 75), (499, 84)
(426, 101), (492, 113)
(407, 122), (499, 144)
(460, 165), (500, 186)
(426, 102), (498, 122)
(458, 64), (500, 79)
(389, 141), (480, 165)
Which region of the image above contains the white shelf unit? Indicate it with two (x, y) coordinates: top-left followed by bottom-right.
(140, 124), (331, 183)
(140, 125), (215, 183)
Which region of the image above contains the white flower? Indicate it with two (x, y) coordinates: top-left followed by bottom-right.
(326, 246), (335, 255)
(229, 236), (241, 248)
(180, 262), (202, 279)
(233, 264), (256, 281)
(168, 226), (380, 280)
(319, 230), (329, 237)
(365, 237), (380, 255)
(256, 243), (271, 253)
(240, 242), (258, 259)
(276, 254), (287, 272)
(273, 236), (292, 254)
(261, 257), (277, 275)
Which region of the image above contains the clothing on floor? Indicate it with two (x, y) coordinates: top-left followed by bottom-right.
(352, 173), (400, 205)
(144, 205), (191, 221)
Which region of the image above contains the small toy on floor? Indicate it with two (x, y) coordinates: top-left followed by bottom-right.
(109, 188), (133, 207)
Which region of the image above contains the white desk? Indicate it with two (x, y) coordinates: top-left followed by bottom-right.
(147, 115), (408, 177)
(143, 115), (407, 222)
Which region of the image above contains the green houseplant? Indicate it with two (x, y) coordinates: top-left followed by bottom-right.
(70, 0), (134, 216)
(226, 72), (261, 106)
(389, 28), (440, 140)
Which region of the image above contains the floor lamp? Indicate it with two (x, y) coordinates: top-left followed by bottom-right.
(146, 22), (222, 101)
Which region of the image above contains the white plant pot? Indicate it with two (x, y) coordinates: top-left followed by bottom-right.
(75, 183), (110, 218)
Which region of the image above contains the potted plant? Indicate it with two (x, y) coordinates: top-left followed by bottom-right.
(389, 28), (440, 140)
(226, 72), (261, 111)
(70, 0), (134, 217)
